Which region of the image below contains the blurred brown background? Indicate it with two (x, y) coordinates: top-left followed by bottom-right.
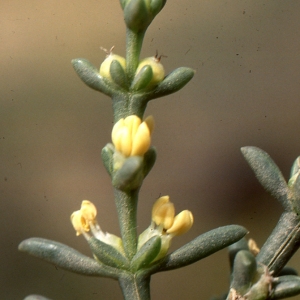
(1, 0), (300, 299)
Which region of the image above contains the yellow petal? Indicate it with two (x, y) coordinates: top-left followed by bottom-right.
(119, 127), (132, 157)
(152, 202), (175, 230)
(248, 238), (260, 256)
(111, 118), (125, 150)
(152, 195), (170, 219)
(124, 115), (141, 141)
(80, 200), (97, 222)
(131, 122), (151, 156)
(70, 210), (89, 236)
(144, 115), (154, 134)
(166, 210), (193, 236)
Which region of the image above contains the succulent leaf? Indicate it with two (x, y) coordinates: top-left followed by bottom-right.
(241, 147), (290, 211)
(19, 238), (119, 278)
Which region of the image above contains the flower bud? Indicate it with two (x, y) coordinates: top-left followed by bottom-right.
(134, 55), (165, 89)
(99, 48), (126, 82)
(123, 0), (166, 32)
(111, 115), (153, 158)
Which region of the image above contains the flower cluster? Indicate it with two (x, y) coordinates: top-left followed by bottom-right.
(112, 115), (154, 158)
(138, 195), (193, 261)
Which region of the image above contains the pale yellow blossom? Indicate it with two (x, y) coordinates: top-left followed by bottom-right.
(111, 115), (154, 157)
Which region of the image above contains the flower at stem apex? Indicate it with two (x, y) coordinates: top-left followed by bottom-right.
(112, 115), (154, 158)
(138, 195), (193, 262)
(122, 0), (167, 32)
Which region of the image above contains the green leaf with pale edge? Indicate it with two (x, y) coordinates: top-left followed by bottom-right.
(110, 59), (128, 89)
(19, 238), (119, 279)
(290, 157), (300, 178)
(241, 146), (290, 211)
(113, 156), (143, 190)
(130, 65), (153, 91)
(130, 236), (161, 272)
(88, 237), (129, 270)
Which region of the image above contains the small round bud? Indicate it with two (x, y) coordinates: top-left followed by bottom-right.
(135, 55), (165, 89)
(99, 47), (126, 81)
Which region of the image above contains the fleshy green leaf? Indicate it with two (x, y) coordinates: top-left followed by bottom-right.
(142, 147), (157, 178)
(101, 143), (114, 176)
(230, 250), (257, 296)
(88, 237), (130, 270)
(72, 58), (120, 96)
(149, 0), (167, 15)
(228, 238), (250, 272)
(241, 147), (290, 211)
(148, 225), (248, 273)
(131, 65), (153, 91)
(19, 238), (119, 279)
(256, 212), (300, 275)
(110, 59), (128, 89)
(130, 235), (161, 272)
(272, 275), (300, 299)
(278, 267), (298, 276)
(112, 156), (144, 190)
(149, 67), (195, 100)
(290, 157), (300, 179)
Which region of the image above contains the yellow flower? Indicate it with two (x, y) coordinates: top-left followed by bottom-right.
(70, 200), (125, 254)
(80, 200), (97, 222)
(138, 195), (194, 261)
(111, 115), (154, 157)
(151, 195), (175, 230)
(70, 200), (97, 236)
(70, 210), (89, 236)
(152, 195), (193, 236)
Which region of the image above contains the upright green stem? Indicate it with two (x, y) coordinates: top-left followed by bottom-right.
(257, 212), (300, 275)
(126, 29), (145, 82)
(114, 188), (139, 260)
(119, 272), (151, 300)
(112, 94), (147, 122)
